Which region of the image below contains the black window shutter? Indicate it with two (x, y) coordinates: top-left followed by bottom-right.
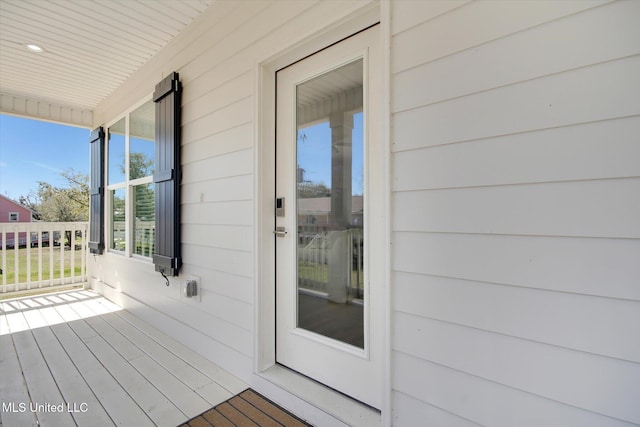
(153, 72), (181, 276)
(88, 127), (105, 254)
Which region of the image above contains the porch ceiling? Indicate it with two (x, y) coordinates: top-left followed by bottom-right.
(0, 0), (214, 128)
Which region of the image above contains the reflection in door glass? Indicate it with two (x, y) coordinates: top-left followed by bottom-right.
(296, 59), (364, 348)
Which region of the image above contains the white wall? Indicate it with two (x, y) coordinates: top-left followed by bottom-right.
(390, 1), (640, 426)
(91, 0), (376, 395)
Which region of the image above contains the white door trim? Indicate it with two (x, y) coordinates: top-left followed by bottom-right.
(253, 2), (391, 425)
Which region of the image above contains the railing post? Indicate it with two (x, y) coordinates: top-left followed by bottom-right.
(26, 226), (32, 291)
(1, 223), (6, 291)
(13, 225), (19, 292)
(71, 223), (76, 285)
(37, 222), (43, 288)
(60, 224), (65, 286)
(48, 224), (54, 286)
(82, 223), (87, 285)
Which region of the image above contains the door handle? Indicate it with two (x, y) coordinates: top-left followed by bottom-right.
(273, 227), (287, 237)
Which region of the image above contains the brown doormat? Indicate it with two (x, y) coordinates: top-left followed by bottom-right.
(179, 388), (313, 427)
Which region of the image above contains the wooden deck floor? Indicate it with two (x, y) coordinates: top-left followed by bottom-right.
(0, 289), (249, 427)
(181, 389), (312, 427)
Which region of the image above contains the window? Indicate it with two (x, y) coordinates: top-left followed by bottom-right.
(95, 72), (180, 275)
(106, 100), (155, 258)
(9, 212), (19, 222)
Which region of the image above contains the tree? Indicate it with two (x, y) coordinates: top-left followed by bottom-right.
(18, 192), (42, 220)
(298, 181), (331, 198)
(19, 168), (90, 246)
(60, 169), (90, 213)
(127, 152), (154, 180)
(35, 169), (89, 222)
(40, 171), (89, 247)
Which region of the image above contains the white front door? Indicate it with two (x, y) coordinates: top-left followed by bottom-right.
(275, 26), (383, 409)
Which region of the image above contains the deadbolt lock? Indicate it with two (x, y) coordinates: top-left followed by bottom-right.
(275, 197), (285, 217)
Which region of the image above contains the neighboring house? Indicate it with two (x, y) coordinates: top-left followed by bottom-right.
(0, 194), (32, 224)
(0, 194), (33, 248)
(1, 1), (639, 426)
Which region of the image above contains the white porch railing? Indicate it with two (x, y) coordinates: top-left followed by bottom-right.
(0, 222), (89, 295)
(298, 228), (364, 300)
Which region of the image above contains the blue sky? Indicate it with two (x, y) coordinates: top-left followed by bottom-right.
(298, 112), (364, 195)
(0, 114), (90, 201)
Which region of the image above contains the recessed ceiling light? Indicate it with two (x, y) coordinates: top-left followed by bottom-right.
(24, 43), (45, 53)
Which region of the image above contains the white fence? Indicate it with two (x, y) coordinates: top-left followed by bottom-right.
(0, 222), (89, 295)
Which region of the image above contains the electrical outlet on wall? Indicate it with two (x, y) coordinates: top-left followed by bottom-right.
(180, 276), (201, 302)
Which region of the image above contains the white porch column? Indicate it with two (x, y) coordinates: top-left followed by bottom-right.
(327, 112), (354, 303)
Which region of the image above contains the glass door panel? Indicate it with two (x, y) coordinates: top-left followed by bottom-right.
(295, 59), (364, 348)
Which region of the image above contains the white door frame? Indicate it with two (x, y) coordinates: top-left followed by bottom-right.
(275, 28), (381, 407)
(254, 2), (391, 423)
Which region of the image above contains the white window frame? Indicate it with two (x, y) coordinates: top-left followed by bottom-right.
(105, 95), (154, 260)
(8, 212), (19, 222)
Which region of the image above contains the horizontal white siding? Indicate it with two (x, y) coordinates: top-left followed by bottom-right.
(181, 123), (253, 165)
(393, 179), (640, 238)
(393, 117), (640, 190)
(393, 0), (640, 112)
(391, 0), (611, 74)
(391, 0), (640, 426)
(394, 352), (638, 427)
(392, 390), (479, 427)
(393, 232), (640, 300)
(394, 55), (640, 150)
(394, 272), (640, 364)
(394, 312), (640, 422)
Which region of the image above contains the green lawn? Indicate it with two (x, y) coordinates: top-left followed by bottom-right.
(0, 246), (85, 285)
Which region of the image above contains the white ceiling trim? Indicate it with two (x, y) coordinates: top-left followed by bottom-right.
(0, 93), (93, 128)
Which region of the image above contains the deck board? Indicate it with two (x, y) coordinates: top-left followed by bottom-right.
(84, 315), (144, 361)
(106, 313), (213, 390)
(0, 335), (38, 427)
(181, 389), (314, 427)
(12, 330), (76, 426)
(82, 335), (185, 427)
(51, 322), (155, 427)
(30, 326), (113, 426)
(0, 290), (248, 427)
(4, 311), (29, 333)
(118, 310), (248, 395)
(129, 354), (212, 416)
